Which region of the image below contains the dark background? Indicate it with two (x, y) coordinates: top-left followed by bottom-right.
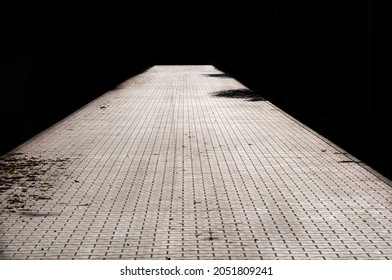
(1, 1), (391, 179)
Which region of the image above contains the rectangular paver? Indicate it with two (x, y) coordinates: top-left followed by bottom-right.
(1, 65), (392, 260)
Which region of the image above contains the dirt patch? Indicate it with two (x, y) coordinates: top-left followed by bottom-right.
(196, 230), (221, 241)
(0, 152), (69, 212)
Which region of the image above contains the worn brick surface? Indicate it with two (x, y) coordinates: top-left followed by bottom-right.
(1, 65), (392, 260)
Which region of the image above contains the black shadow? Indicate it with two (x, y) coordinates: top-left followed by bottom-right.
(211, 89), (265, 102)
(203, 73), (232, 78)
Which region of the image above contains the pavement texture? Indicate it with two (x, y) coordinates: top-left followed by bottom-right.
(1, 65), (392, 260)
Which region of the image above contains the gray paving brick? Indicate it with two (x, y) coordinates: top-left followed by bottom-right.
(1, 65), (392, 260)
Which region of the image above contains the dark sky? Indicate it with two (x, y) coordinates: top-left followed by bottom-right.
(1, 1), (263, 64)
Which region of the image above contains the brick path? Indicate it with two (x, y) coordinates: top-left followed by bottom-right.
(1, 65), (392, 260)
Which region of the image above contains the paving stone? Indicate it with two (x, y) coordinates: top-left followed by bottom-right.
(1, 65), (392, 260)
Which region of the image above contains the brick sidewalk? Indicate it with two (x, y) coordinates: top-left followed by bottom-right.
(1, 65), (392, 260)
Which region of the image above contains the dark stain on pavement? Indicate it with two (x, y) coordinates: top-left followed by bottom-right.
(212, 89), (265, 102)
(0, 153), (69, 212)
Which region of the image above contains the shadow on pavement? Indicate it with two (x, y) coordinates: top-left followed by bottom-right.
(203, 73), (232, 78)
(211, 89), (265, 102)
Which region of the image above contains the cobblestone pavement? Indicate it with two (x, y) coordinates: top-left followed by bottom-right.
(1, 65), (392, 260)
